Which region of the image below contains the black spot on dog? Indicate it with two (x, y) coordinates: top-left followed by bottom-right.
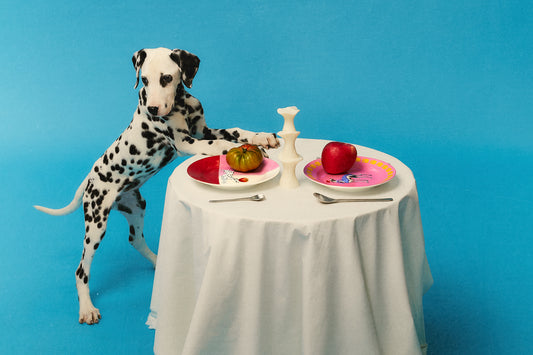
(129, 145), (140, 155)
(142, 130), (157, 148)
(140, 88), (147, 106)
(160, 74), (173, 87)
(182, 136), (194, 144)
(203, 127), (217, 140)
(76, 265), (84, 278)
(219, 129), (239, 141)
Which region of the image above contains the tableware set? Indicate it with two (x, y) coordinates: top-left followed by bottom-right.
(189, 106), (396, 203)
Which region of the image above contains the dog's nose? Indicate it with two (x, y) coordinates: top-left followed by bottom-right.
(147, 106), (159, 116)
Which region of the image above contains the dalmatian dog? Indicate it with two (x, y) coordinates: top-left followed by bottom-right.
(34, 47), (279, 325)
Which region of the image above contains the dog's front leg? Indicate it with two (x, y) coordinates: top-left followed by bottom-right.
(199, 126), (279, 149)
(176, 133), (241, 156)
(183, 95), (279, 148)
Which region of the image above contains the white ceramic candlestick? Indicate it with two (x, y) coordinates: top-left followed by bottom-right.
(277, 106), (302, 188)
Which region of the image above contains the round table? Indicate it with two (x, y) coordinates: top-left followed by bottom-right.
(148, 138), (433, 355)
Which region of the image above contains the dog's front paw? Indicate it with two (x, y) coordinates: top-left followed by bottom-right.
(252, 133), (280, 149)
(79, 305), (101, 325)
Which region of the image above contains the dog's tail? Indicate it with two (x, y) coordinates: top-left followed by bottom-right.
(34, 178), (88, 216)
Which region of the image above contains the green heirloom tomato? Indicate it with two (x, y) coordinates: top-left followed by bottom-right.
(226, 144), (264, 172)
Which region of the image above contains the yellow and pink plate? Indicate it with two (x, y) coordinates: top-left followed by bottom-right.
(303, 156), (396, 191)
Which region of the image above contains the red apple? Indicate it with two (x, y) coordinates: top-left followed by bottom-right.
(321, 142), (357, 174)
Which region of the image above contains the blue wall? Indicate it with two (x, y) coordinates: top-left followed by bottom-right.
(1, 0), (531, 353)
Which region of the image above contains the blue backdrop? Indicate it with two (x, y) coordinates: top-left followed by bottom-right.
(1, 0), (532, 354)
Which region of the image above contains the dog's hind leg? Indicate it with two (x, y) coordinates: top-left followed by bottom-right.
(76, 183), (117, 324)
(116, 189), (157, 267)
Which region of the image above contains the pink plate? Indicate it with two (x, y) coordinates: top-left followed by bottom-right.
(303, 156), (396, 191)
(187, 155), (280, 189)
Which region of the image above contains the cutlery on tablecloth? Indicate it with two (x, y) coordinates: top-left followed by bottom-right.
(209, 194), (266, 203)
(313, 192), (393, 204)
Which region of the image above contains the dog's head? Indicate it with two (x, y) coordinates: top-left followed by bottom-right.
(132, 47), (200, 117)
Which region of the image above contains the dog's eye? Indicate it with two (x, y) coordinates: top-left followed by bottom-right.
(141, 77), (148, 86)
(161, 75), (173, 84)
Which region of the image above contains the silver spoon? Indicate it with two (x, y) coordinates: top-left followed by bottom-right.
(313, 192), (393, 204)
(209, 193), (266, 203)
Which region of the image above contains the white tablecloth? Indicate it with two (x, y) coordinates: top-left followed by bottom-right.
(147, 138), (433, 355)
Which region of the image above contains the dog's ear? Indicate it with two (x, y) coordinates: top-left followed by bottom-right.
(132, 49), (147, 89)
(170, 49), (200, 88)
